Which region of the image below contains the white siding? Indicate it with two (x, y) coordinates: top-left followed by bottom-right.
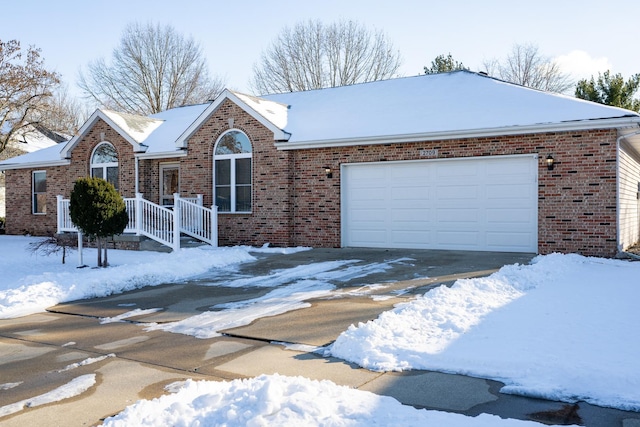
(618, 141), (640, 251)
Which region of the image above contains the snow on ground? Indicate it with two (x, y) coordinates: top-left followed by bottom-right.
(147, 279), (336, 338)
(102, 374), (544, 427)
(331, 253), (640, 411)
(2, 235), (640, 424)
(0, 374), (96, 418)
(0, 235), (293, 319)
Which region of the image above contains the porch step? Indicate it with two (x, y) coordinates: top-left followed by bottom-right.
(138, 235), (209, 253)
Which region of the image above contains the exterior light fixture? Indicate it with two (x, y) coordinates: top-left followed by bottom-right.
(546, 155), (555, 171)
(324, 167), (332, 178)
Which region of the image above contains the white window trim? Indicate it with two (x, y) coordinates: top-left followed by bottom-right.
(213, 130), (252, 214)
(32, 170), (46, 215)
(90, 142), (119, 188)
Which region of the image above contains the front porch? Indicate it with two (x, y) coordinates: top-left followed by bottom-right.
(57, 193), (218, 251)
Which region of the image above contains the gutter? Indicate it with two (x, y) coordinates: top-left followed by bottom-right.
(275, 117), (640, 151)
(0, 159), (70, 171)
(135, 150), (188, 160)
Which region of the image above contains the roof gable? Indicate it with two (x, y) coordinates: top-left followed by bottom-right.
(174, 89), (290, 148)
(60, 109), (163, 159)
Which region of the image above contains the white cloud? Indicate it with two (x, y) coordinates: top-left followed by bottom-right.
(554, 50), (612, 81)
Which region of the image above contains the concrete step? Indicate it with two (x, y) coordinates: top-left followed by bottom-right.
(138, 235), (209, 252)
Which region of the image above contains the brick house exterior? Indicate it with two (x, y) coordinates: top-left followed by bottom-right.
(2, 71), (640, 257)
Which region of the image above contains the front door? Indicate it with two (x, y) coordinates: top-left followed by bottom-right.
(160, 163), (179, 206)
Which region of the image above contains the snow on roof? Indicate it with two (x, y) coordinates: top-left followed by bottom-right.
(143, 103), (210, 155)
(262, 70), (640, 146)
(232, 91), (289, 129)
(101, 110), (163, 144)
(0, 143), (67, 170)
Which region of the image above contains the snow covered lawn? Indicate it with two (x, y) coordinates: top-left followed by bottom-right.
(1, 235), (639, 424)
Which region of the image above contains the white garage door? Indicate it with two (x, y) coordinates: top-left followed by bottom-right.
(341, 155), (538, 252)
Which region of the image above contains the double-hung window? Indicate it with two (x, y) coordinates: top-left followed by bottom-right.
(32, 171), (46, 214)
(90, 142), (119, 190)
(214, 130), (252, 213)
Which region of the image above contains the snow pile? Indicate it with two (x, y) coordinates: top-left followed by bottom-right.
(331, 253), (640, 411)
(103, 374), (545, 426)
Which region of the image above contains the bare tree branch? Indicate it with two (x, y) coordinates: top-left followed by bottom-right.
(251, 20), (402, 94)
(482, 43), (573, 93)
(0, 39), (64, 153)
(78, 22), (226, 115)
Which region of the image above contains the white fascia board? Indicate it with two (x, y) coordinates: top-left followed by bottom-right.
(60, 110), (145, 159)
(174, 90), (289, 149)
(136, 150), (188, 160)
(275, 117), (640, 151)
(0, 159), (70, 171)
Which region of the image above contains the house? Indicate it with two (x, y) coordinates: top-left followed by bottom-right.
(1, 70), (639, 257)
(0, 125), (68, 217)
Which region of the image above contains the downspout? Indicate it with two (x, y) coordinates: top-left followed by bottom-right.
(616, 128), (640, 253)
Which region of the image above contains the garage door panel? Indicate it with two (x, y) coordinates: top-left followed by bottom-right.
(392, 208), (433, 222)
(436, 185), (481, 200)
(436, 208), (479, 223)
(392, 231), (434, 245)
(349, 230), (387, 245)
(342, 156), (537, 252)
(349, 210), (387, 222)
(486, 183), (531, 198)
(436, 230), (480, 247)
(486, 232), (534, 250)
(392, 187), (432, 202)
(486, 208), (534, 223)
(435, 162), (479, 179)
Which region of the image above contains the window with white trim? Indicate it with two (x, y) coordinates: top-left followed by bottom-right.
(32, 171), (46, 214)
(214, 130), (252, 213)
(90, 142), (119, 190)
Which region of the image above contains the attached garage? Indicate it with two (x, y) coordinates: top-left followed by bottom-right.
(341, 155), (538, 252)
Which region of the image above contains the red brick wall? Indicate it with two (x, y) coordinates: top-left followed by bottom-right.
(4, 118), (137, 236)
(288, 129), (619, 257)
(5, 165), (67, 236)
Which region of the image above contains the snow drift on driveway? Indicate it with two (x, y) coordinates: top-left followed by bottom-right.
(330, 253), (640, 411)
(102, 374), (546, 426)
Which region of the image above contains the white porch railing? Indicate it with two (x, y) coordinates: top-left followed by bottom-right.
(56, 193), (217, 251)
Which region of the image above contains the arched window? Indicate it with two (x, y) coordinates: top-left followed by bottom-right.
(214, 130), (252, 212)
(91, 142), (119, 190)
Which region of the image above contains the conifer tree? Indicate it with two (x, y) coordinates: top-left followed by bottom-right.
(69, 177), (128, 267)
(575, 71), (640, 112)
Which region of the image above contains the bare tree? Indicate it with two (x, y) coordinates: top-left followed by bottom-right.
(39, 84), (87, 137)
(79, 22), (226, 115)
(0, 39), (61, 154)
(251, 20), (402, 94)
(483, 43), (573, 93)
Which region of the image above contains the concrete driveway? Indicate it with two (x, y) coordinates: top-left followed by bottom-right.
(1, 248), (637, 426)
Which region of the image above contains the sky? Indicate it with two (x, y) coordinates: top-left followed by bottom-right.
(3, 0), (638, 99)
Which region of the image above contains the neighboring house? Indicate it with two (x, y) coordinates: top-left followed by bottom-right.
(0, 125), (67, 217)
(1, 70), (639, 257)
